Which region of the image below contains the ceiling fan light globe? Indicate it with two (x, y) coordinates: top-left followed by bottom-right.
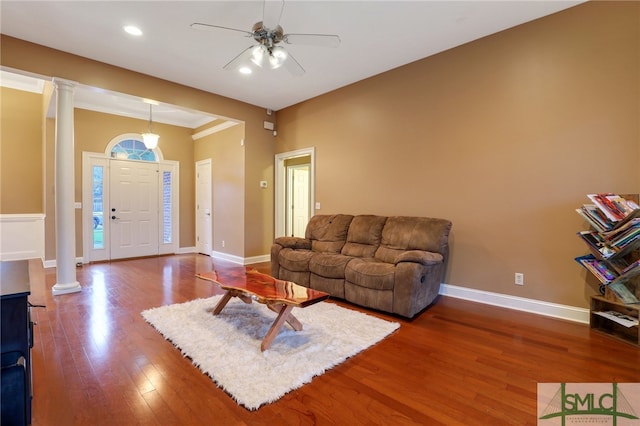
(272, 46), (287, 60)
(250, 45), (266, 67)
(269, 60), (283, 70)
(269, 46), (288, 69)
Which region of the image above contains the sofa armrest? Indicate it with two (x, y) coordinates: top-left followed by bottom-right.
(394, 250), (443, 266)
(274, 236), (312, 250)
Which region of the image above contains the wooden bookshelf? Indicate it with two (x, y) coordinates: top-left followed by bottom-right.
(576, 193), (640, 346)
(590, 295), (640, 346)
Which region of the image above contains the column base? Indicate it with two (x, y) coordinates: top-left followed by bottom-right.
(52, 281), (82, 296)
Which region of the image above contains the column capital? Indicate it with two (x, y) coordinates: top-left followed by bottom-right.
(52, 77), (76, 91)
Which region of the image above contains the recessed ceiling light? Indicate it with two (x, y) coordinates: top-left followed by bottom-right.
(239, 67), (252, 75)
(124, 25), (143, 36)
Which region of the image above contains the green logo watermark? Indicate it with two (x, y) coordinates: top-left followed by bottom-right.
(538, 383), (640, 425)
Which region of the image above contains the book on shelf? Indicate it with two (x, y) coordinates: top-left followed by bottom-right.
(602, 217), (640, 240)
(611, 231), (640, 251)
(607, 221), (640, 248)
(575, 254), (618, 284)
(575, 205), (614, 232)
(577, 231), (615, 258)
(587, 193), (640, 223)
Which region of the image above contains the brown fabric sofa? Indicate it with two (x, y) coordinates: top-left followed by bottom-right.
(270, 214), (452, 318)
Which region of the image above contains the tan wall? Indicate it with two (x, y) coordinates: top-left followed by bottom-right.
(244, 129), (275, 258)
(41, 82), (54, 213)
(275, 2), (640, 308)
(1, 35), (276, 259)
(0, 87), (43, 213)
(193, 123), (275, 259)
(194, 124), (246, 257)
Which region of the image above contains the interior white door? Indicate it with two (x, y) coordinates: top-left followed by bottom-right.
(275, 148), (315, 239)
(195, 159), (212, 255)
(287, 164), (310, 237)
(110, 159), (159, 259)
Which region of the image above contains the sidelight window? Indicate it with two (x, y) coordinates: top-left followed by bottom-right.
(162, 171), (172, 244)
(92, 165), (104, 249)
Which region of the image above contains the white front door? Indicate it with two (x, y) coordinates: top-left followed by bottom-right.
(195, 159), (212, 255)
(109, 159), (159, 259)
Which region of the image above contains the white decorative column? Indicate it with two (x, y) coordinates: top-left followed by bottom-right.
(52, 78), (81, 296)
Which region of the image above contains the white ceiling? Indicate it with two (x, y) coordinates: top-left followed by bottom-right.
(1, 1), (583, 126)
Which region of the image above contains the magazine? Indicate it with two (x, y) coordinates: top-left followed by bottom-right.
(593, 310), (639, 328)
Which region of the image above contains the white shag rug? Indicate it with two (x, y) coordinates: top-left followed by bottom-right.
(141, 296), (399, 410)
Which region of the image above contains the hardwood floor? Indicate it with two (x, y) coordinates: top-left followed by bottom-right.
(26, 255), (639, 425)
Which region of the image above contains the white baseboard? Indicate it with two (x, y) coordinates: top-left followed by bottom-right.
(43, 257), (84, 269)
(211, 251), (245, 265)
(439, 283), (589, 324)
(211, 251), (270, 265)
(244, 254), (270, 265)
(177, 246), (196, 254)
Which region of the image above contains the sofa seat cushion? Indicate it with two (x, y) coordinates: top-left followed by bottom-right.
(309, 253), (353, 279)
(278, 248), (314, 272)
(345, 258), (395, 291)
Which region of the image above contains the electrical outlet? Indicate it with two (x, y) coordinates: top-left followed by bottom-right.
(222, 240), (225, 248)
(515, 273), (524, 285)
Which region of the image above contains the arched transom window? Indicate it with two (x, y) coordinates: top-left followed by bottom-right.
(110, 138), (157, 161)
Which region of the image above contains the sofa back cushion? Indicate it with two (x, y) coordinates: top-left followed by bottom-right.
(305, 214), (354, 253)
(341, 215), (388, 258)
(375, 216), (452, 263)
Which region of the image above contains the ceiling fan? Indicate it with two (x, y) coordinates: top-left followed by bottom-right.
(191, 0), (340, 76)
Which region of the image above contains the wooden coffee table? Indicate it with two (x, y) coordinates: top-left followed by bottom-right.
(196, 269), (329, 351)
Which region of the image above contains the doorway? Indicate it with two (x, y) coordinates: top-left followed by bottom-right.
(275, 147), (315, 238)
(82, 144), (179, 262)
(195, 159), (213, 255)
(286, 161), (310, 237)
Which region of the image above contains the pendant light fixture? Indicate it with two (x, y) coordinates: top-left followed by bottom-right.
(141, 103), (159, 149)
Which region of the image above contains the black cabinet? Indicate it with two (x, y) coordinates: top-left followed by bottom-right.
(1, 260), (32, 425)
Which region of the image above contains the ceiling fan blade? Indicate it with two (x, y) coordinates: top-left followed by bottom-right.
(222, 46), (256, 72)
(282, 51), (305, 77)
(190, 22), (253, 37)
(262, 0), (284, 29)
(283, 34), (341, 48)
